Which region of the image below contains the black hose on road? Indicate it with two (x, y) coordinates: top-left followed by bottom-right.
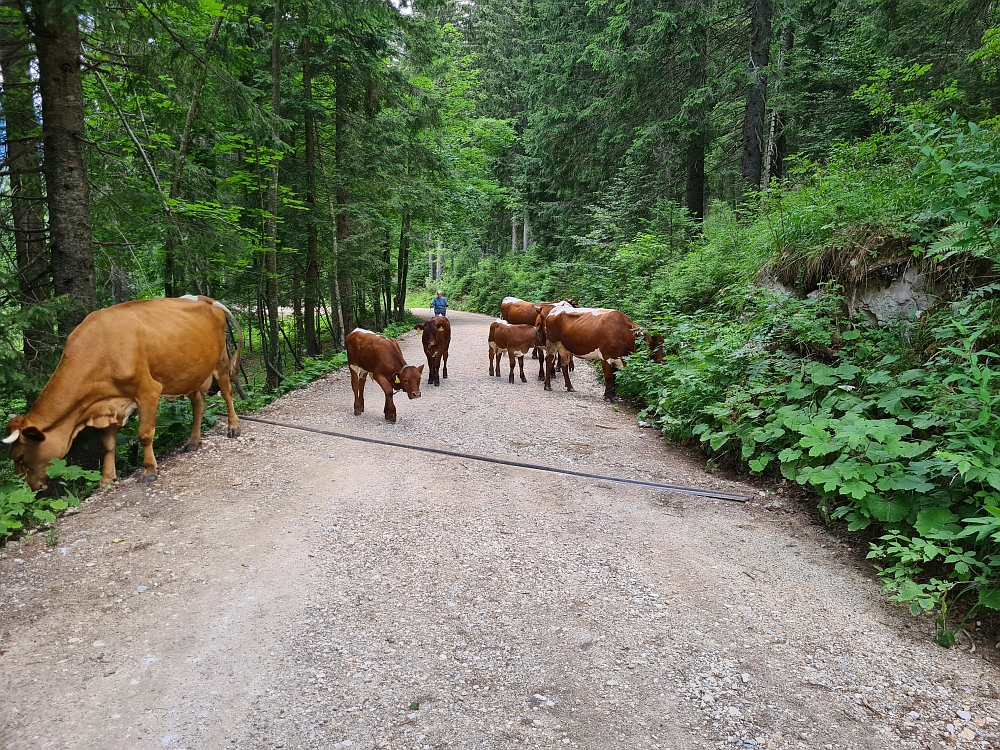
(237, 414), (749, 503)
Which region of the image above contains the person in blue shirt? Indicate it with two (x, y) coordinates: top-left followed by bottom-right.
(431, 290), (448, 317)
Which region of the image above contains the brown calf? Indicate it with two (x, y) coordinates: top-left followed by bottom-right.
(4, 295), (243, 490)
(543, 303), (661, 400)
(414, 316), (451, 387)
(346, 328), (423, 422)
(488, 320), (537, 383)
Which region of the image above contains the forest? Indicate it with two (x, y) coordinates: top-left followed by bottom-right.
(2, 0), (1000, 642)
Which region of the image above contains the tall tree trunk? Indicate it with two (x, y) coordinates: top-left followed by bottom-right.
(302, 31), (321, 355)
(164, 14), (223, 297)
(334, 59), (354, 333)
(739, 0), (772, 196)
(28, 0), (95, 334)
(316, 133), (346, 348)
(394, 207), (411, 322)
(436, 239), (443, 281)
(684, 15), (709, 219)
(265, 0), (282, 389)
(522, 212), (529, 252)
(511, 212), (517, 253)
(383, 239), (393, 325)
(0, 27), (54, 384)
(763, 23), (793, 188)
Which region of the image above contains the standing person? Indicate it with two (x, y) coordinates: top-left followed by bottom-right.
(431, 290), (448, 317)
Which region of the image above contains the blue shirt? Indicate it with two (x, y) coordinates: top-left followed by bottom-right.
(431, 296), (448, 315)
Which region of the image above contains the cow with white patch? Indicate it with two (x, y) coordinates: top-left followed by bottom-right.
(488, 319), (537, 383)
(4, 295), (243, 490)
(414, 315), (451, 387)
(346, 328), (423, 423)
(542, 303), (662, 400)
(501, 296), (578, 378)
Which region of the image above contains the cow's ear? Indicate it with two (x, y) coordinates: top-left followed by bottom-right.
(22, 425), (45, 442)
(417, 364), (425, 374)
(413, 325), (422, 331)
(393, 373), (401, 385)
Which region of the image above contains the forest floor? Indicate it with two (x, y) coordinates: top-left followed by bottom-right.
(1, 311), (998, 750)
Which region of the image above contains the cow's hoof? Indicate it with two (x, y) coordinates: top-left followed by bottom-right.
(434, 381), (440, 387)
(385, 416), (397, 423)
(183, 442), (199, 453)
(544, 385), (552, 391)
(227, 426), (241, 439)
(138, 473), (157, 484)
(354, 409), (362, 416)
(521, 376), (527, 383)
(566, 386), (576, 392)
(443, 373), (448, 379)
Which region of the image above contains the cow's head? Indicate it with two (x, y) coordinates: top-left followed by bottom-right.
(644, 332), (665, 364)
(4, 415), (55, 491)
(534, 313), (546, 344)
(416, 319), (447, 356)
(393, 364), (424, 399)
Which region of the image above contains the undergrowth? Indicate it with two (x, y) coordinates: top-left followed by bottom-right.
(451, 115), (1000, 643)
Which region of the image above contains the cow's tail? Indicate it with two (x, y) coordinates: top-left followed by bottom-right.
(218, 302), (248, 399)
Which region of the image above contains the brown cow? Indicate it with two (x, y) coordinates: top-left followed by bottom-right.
(4, 295), (243, 490)
(488, 319), (537, 383)
(542, 303), (662, 400)
(414, 316), (451, 386)
(501, 296), (578, 378)
(346, 328), (423, 422)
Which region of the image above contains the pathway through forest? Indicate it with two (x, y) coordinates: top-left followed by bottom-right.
(1, 311), (998, 750)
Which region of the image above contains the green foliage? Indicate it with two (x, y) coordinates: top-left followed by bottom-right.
(0, 459), (101, 542)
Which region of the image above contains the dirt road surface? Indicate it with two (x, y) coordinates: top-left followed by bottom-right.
(2, 310), (998, 750)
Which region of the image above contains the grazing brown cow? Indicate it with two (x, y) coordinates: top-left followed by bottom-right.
(414, 316), (451, 387)
(4, 295), (243, 490)
(542, 303), (662, 400)
(501, 296), (579, 378)
(346, 328), (423, 422)
(488, 320), (537, 383)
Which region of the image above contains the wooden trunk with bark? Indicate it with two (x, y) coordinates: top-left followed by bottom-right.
(28, 0), (95, 333)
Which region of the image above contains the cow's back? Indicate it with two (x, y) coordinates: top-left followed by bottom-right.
(501, 298), (540, 326)
(51, 297), (229, 399)
(347, 329), (405, 377)
(547, 307), (636, 359)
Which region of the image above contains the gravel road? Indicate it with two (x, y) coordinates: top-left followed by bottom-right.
(1, 310), (998, 750)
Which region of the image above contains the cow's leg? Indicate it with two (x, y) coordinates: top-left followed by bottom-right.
(432, 353), (441, 387)
(518, 355), (527, 382)
(601, 359), (616, 400)
(442, 351), (448, 379)
(508, 349), (516, 383)
(537, 348), (545, 381)
(494, 350), (503, 377)
(544, 351), (555, 391)
(488, 346), (495, 376)
(99, 425), (118, 486)
(136, 385), (163, 483)
(185, 390), (205, 452)
(562, 357), (575, 392)
(374, 374), (397, 422)
(215, 368), (241, 438)
(352, 369), (366, 415)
